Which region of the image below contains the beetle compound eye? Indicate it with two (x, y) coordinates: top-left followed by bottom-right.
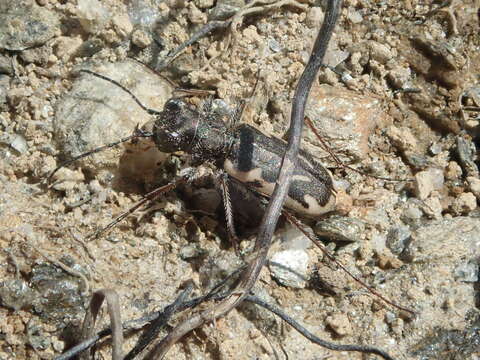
(165, 98), (182, 112)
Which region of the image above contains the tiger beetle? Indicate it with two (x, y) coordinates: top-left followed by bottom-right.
(49, 68), (337, 246)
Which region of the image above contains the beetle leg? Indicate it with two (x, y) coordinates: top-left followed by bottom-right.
(87, 168), (198, 241)
(215, 171), (240, 254)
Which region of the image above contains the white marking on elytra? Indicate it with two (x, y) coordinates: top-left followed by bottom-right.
(223, 159), (335, 217)
(224, 159), (264, 185)
(299, 194), (336, 217)
(292, 174), (312, 182)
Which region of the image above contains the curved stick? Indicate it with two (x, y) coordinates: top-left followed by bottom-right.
(146, 1), (344, 358)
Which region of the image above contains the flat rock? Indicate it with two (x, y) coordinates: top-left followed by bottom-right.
(54, 60), (173, 177)
(404, 217), (480, 264)
(304, 83), (385, 162)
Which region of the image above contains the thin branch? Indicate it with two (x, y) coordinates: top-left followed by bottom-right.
(56, 288), (395, 360)
(79, 289), (123, 360)
(246, 295), (395, 360)
(124, 282), (194, 360)
(55, 268), (244, 360)
(156, 21), (231, 71)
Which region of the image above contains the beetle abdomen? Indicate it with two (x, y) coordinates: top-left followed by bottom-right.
(224, 124), (336, 217)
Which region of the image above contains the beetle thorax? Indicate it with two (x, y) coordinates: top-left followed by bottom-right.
(152, 98), (199, 153)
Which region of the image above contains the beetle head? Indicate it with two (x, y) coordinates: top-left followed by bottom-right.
(152, 98), (199, 153)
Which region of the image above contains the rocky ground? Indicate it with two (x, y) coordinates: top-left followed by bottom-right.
(0, 0), (479, 359)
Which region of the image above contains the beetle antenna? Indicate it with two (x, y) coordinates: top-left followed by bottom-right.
(79, 69), (163, 116)
(304, 116), (412, 182)
(47, 126), (153, 184)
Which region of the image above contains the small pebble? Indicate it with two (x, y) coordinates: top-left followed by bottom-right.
(414, 168), (444, 200)
(456, 136), (478, 177)
(386, 225), (411, 255)
(0, 55), (13, 75)
(131, 28), (152, 48)
(467, 176), (480, 198)
(384, 311), (396, 324)
(451, 192), (477, 215)
(269, 249), (309, 289)
(387, 66), (411, 89)
(402, 201), (423, 223)
(377, 253), (403, 270)
(445, 161), (462, 180)
(112, 14), (133, 39)
(194, 0), (214, 9)
(429, 142), (442, 155)
(10, 134), (28, 154)
(454, 261), (479, 283)
(280, 224), (310, 250)
(188, 2), (207, 24)
(369, 41), (392, 64)
(52, 338), (65, 352)
(0, 280), (37, 311)
(347, 9), (363, 24)
(208, 2), (240, 20)
(326, 313), (352, 337)
(315, 215), (365, 243)
(421, 196), (443, 219)
(76, 0), (110, 33)
(54, 36), (83, 61)
(306, 7), (324, 27)
(268, 38), (282, 53)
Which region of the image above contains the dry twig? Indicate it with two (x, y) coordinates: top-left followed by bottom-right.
(145, 0), (344, 358)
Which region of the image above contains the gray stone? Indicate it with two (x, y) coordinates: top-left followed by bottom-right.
(0, 55), (12, 75)
(269, 249), (310, 288)
(429, 142), (442, 155)
(10, 134), (28, 154)
(0, 0), (59, 51)
(315, 215), (365, 243)
(180, 244), (206, 260)
(386, 225), (412, 255)
(76, 38), (104, 58)
(27, 320), (51, 350)
(403, 217), (480, 264)
(402, 200), (424, 223)
(454, 261), (478, 283)
(268, 38), (282, 53)
(0, 279), (37, 311)
(456, 136), (478, 177)
(279, 224), (311, 250)
(54, 60), (173, 178)
(30, 259), (85, 321)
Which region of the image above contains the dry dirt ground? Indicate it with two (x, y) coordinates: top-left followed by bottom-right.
(1, 0), (480, 359)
